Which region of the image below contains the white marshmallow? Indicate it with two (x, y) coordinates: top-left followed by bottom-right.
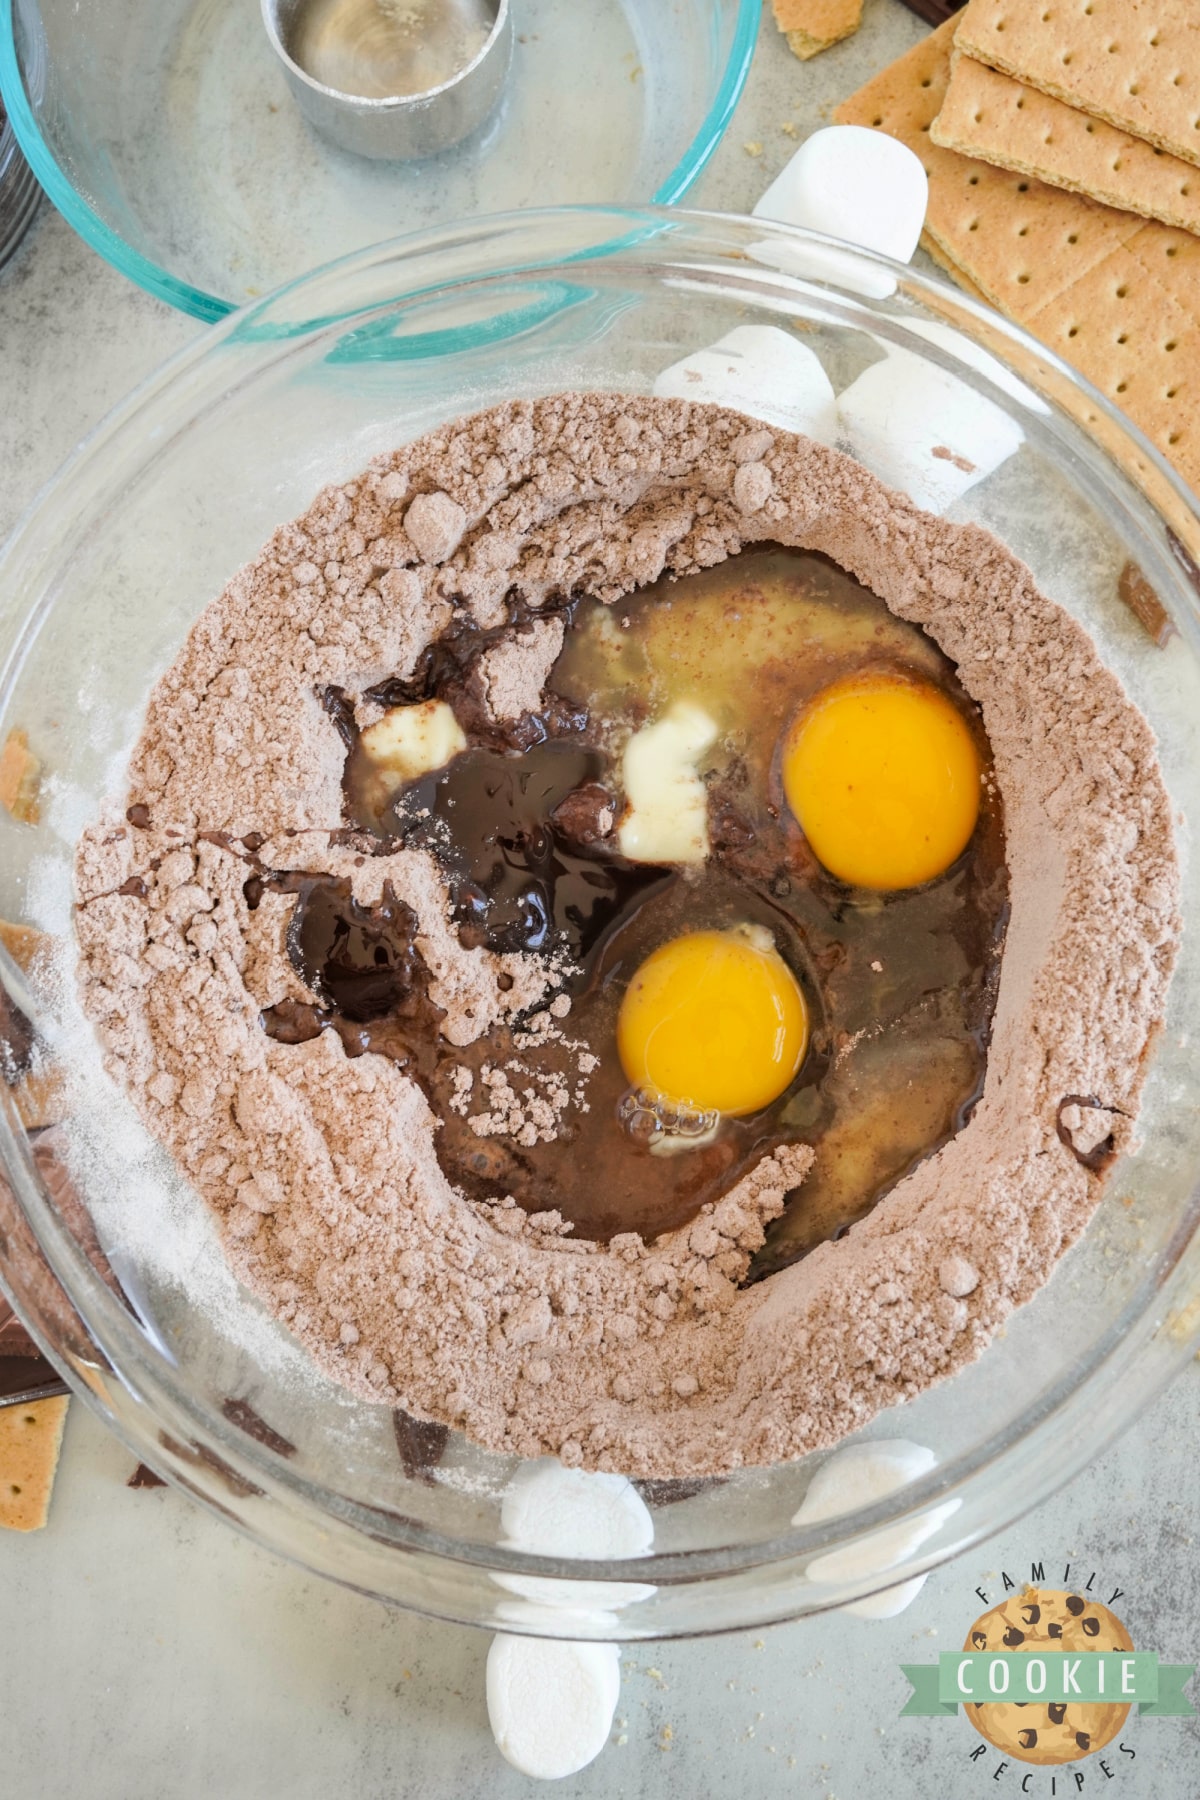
(618, 699), (718, 865)
(793, 1438), (959, 1617)
(652, 325), (839, 445)
(837, 346), (1026, 513)
(755, 126), (929, 262)
(497, 1457), (656, 1614)
(501, 1459), (655, 1559)
(487, 1635), (621, 1780)
(841, 1576), (931, 1621)
(903, 317), (1051, 416)
(793, 1438), (937, 1527)
(751, 125), (929, 298)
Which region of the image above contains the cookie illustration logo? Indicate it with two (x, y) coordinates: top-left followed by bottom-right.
(900, 1563), (1195, 1787)
(963, 1589), (1134, 1766)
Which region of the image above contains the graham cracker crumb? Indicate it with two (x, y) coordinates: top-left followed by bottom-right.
(0, 728), (41, 824)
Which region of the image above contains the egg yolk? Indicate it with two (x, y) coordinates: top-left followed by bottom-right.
(616, 927), (809, 1118)
(781, 669), (982, 891)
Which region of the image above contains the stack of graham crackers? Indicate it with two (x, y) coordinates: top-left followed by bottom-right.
(835, 3), (1199, 495)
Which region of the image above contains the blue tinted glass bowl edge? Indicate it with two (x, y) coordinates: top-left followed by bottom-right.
(0, 0), (762, 323)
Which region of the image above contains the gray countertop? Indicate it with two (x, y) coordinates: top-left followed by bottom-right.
(1, 6), (1198, 1796)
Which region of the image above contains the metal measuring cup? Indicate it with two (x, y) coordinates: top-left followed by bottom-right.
(261, 0), (512, 161)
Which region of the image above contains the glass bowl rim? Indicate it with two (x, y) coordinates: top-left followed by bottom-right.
(0, 0), (763, 323)
(1, 202), (1199, 1618)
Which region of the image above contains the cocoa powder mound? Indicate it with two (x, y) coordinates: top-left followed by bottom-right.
(72, 394), (1180, 1478)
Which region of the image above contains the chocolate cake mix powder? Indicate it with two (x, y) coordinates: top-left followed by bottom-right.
(71, 395), (1179, 1478)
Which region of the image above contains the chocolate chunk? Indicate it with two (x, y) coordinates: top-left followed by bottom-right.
(127, 1463), (167, 1489)
(1017, 1729), (1038, 1751)
(1081, 1616), (1101, 1637)
(896, 0), (965, 21)
(222, 1397), (296, 1459)
(633, 1475), (719, 1506)
(1020, 1602), (1041, 1626)
(1065, 1594), (1086, 1616)
(393, 1407), (450, 1483)
(0, 1355), (68, 1401)
(1048, 1703), (1067, 1725)
(158, 1431), (263, 1500)
(971, 1630), (988, 1650)
(0, 1131), (127, 1383)
(548, 781), (616, 849)
(0, 1301), (38, 1357)
(126, 803), (151, 829)
(1076, 1732), (1091, 1752)
(1002, 1625), (1025, 1647)
(1048, 1622), (1063, 1639)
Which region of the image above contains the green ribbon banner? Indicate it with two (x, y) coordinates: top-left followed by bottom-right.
(901, 1654), (1195, 1719)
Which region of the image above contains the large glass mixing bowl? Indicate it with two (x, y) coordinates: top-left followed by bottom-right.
(0, 0), (759, 321)
(1, 209), (1199, 1639)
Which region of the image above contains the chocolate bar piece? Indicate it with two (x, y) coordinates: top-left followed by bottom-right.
(0, 1356), (68, 1401)
(0, 1299), (38, 1356)
(897, 0), (965, 23)
(128, 1463), (167, 1489)
(0, 1301), (68, 1401)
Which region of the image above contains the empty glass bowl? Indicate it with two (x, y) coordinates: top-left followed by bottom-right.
(0, 0), (759, 321)
(1, 208), (1199, 1638)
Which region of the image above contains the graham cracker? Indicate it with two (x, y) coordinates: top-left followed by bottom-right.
(921, 230), (990, 301)
(955, 0), (1200, 173)
(772, 0), (862, 59)
(0, 1395), (69, 1531)
(932, 52), (1200, 237)
(834, 19), (1200, 497)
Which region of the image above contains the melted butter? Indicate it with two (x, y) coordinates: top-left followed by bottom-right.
(557, 545), (950, 800)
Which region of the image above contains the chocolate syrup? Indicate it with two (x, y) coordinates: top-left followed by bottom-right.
(261, 877), (444, 1077)
(389, 741), (662, 961)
